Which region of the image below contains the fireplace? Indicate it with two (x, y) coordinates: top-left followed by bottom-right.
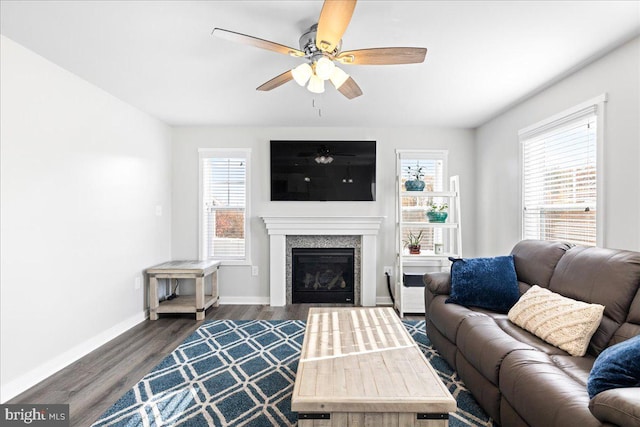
(261, 216), (384, 306)
(292, 248), (355, 304)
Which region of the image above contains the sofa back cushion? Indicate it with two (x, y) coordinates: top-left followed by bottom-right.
(548, 246), (640, 355)
(510, 240), (572, 289)
(609, 291), (640, 347)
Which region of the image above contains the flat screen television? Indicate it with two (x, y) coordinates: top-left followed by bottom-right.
(270, 140), (376, 201)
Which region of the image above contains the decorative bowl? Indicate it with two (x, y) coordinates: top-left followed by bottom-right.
(405, 180), (425, 191)
(427, 211), (448, 223)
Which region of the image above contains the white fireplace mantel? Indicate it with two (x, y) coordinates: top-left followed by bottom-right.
(261, 216), (385, 306)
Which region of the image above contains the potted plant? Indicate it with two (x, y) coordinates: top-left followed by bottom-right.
(427, 202), (448, 223)
(404, 162), (425, 191)
(403, 230), (424, 254)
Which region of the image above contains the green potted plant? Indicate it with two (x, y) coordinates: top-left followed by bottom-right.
(404, 162), (425, 191)
(403, 230), (424, 254)
(427, 202), (448, 223)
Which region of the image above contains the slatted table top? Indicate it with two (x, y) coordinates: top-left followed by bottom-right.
(145, 260), (220, 275)
(291, 307), (457, 414)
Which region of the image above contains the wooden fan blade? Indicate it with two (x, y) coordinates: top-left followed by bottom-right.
(212, 28), (305, 57)
(316, 0), (357, 53)
(334, 76), (362, 99)
(257, 70), (294, 91)
(336, 47), (427, 65)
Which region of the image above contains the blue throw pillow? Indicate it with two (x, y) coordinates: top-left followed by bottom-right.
(445, 255), (520, 313)
(587, 335), (640, 399)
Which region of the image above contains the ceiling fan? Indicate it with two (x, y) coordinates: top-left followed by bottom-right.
(212, 0), (427, 99)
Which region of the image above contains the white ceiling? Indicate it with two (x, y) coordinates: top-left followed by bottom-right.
(1, 1), (639, 128)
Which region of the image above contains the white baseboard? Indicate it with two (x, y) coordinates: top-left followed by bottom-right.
(220, 296), (395, 306)
(376, 296), (393, 306)
(1, 311), (147, 403)
(221, 296), (394, 307)
(219, 296), (270, 305)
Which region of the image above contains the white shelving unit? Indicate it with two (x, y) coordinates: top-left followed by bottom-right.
(394, 151), (462, 317)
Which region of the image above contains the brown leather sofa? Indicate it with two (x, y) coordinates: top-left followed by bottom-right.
(424, 239), (640, 426)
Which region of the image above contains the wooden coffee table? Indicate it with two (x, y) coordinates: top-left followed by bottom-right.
(292, 307), (456, 427)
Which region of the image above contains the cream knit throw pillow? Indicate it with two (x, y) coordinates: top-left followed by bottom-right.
(508, 285), (605, 357)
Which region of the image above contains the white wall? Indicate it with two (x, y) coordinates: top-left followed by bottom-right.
(172, 127), (475, 304)
(0, 36), (172, 401)
(476, 36), (640, 255)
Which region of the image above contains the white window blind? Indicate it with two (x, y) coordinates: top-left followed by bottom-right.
(521, 105), (598, 246)
(200, 150), (249, 261)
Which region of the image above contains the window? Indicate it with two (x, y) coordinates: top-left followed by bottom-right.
(520, 95), (606, 246)
(199, 149), (251, 263)
(398, 150), (448, 250)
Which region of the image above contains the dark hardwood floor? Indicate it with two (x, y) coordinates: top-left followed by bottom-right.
(9, 304), (423, 426)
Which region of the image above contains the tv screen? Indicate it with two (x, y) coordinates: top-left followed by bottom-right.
(270, 140), (376, 201)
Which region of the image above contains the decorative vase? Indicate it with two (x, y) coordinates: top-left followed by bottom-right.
(409, 245), (421, 254)
(404, 180), (425, 191)
(427, 211), (448, 223)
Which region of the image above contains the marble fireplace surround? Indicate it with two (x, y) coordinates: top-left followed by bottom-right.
(261, 216), (384, 307)
(287, 236), (361, 305)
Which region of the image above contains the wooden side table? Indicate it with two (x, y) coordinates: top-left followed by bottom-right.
(146, 260), (221, 321)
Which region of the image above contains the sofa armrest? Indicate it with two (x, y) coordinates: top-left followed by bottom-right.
(589, 388), (640, 427)
(423, 272), (451, 295)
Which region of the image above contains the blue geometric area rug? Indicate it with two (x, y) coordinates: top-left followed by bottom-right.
(92, 319), (495, 427)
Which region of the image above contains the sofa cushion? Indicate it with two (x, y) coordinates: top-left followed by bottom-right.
(629, 291), (640, 324)
(606, 291), (640, 347)
(456, 315), (535, 385)
(500, 349), (603, 427)
(446, 255), (520, 313)
(492, 317), (569, 355)
(508, 285), (604, 356)
(589, 388), (640, 427)
(510, 239), (572, 288)
(549, 245), (640, 355)
(456, 352), (502, 422)
(587, 335), (640, 398)
(428, 294), (484, 343)
(423, 271), (451, 295)
(426, 322), (458, 369)
(549, 354), (595, 386)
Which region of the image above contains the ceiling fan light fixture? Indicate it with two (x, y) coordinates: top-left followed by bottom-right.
(314, 56), (336, 80)
(291, 63), (313, 86)
(307, 74), (325, 93)
(329, 66), (349, 89)
(315, 155), (334, 164)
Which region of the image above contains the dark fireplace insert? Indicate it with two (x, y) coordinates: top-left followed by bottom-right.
(292, 248), (355, 304)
